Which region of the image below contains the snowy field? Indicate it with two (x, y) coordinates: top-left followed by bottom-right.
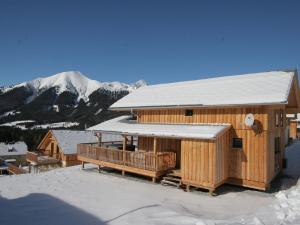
(1, 143), (300, 225)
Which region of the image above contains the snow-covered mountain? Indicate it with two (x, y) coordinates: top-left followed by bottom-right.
(0, 71), (147, 128)
(2, 71), (146, 103)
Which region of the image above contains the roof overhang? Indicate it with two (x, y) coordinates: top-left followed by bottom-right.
(286, 70), (300, 113)
(88, 116), (231, 140)
(109, 102), (287, 111)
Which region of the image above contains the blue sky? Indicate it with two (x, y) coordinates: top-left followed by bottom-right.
(0, 0), (300, 86)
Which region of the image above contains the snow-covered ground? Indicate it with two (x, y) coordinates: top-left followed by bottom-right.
(1, 142), (300, 225)
(0, 120), (79, 130)
(0, 120), (35, 130)
(32, 122), (80, 129)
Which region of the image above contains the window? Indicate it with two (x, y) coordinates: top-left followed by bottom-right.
(275, 110), (284, 127)
(275, 137), (280, 154)
(232, 138), (243, 148)
(185, 109), (193, 116)
(280, 109), (284, 127)
(275, 112), (279, 127)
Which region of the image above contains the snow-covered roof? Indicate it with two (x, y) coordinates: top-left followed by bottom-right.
(51, 130), (122, 155)
(110, 70), (295, 110)
(88, 116), (230, 140)
(0, 142), (28, 156)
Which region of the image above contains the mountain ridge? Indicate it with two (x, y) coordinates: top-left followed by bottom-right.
(0, 71), (146, 129)
(2, 71), (146, 103)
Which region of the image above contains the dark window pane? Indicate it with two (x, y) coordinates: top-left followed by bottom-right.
(232, 138), (243, 148)
(185, 109), (193, 116)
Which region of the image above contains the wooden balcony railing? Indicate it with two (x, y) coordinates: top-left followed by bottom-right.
(77, 144), (176, 172)
(26, 151), (60, 165)
(26, 151), (38, 163)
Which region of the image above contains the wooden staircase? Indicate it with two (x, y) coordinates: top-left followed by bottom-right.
(161, 170), (182, 188)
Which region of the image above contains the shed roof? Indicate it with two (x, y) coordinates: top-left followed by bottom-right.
(88, 116), (230, 140)
(51, 130), (122, 155)
(110, 70), (296, 110)
(0, 142), (27, 156)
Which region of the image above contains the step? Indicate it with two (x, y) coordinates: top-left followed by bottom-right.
(161, 180), (181, 188)
(163, 176), (182, 183)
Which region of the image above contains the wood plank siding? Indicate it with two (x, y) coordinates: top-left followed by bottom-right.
(137, 107), (269, 130)
(181, 139), (216, 189)
(136, 106), (287, 190)
(180, 131), (230, 190)
(289, 120), (298, 139)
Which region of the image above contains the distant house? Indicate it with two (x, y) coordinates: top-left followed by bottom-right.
(78, 70), (300, 193)
(0, 142), (28, 175)
(26, 130), (122, 172)
(0, 142), (27, 163)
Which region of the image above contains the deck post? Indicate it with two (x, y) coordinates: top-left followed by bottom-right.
(122, 135), (127, 165)
(152, 177), (156, 183)
(97, 133), (102, 147)
(130, 136), (134, 145)
(98, 165), (101, 173)
(81, 161), (85, 170)
(186, 185), (191, 192)
(153, 137), (157, 171)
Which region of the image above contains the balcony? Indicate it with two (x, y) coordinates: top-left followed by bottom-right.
(77, 143), (176, 179)
(26, 151), (60, 166)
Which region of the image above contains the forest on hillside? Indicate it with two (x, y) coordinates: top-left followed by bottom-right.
(0, 127), (48, 150)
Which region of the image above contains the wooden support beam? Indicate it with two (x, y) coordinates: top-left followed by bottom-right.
(97, 133), (102, 147)
(98, 165), (101, 173)
(153, 137), (157, 171)
(186, 185), (191, 192)
(122, 135), (127, 165)
(209, 189), (217, 196)
(152, 177), (156, 183)
(122, 170), (125, 176)
(130, 136), (134, 145)
(81, 161), (85, 170)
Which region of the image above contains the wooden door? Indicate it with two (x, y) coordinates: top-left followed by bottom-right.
(274, 137), (281, 173)
(50, 142), (54, 157)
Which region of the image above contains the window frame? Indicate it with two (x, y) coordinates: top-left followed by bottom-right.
(275, 111), (279, 127)
(280, 109), (284, 127)
(185, 109), (194, 117)
(232, 138), (243, 149)
(275, 137), (281, 154)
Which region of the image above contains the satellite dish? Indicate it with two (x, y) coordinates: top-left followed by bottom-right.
(245, 113), (255, 127)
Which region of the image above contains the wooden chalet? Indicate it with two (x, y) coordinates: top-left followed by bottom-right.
(286, 114), (300, 140)
(26, 130), (101, 172)
(78, 70), (300, 193)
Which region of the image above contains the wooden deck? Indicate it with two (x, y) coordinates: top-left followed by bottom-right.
(77, 144), (176, 179)
(26, 151), (60, 166)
